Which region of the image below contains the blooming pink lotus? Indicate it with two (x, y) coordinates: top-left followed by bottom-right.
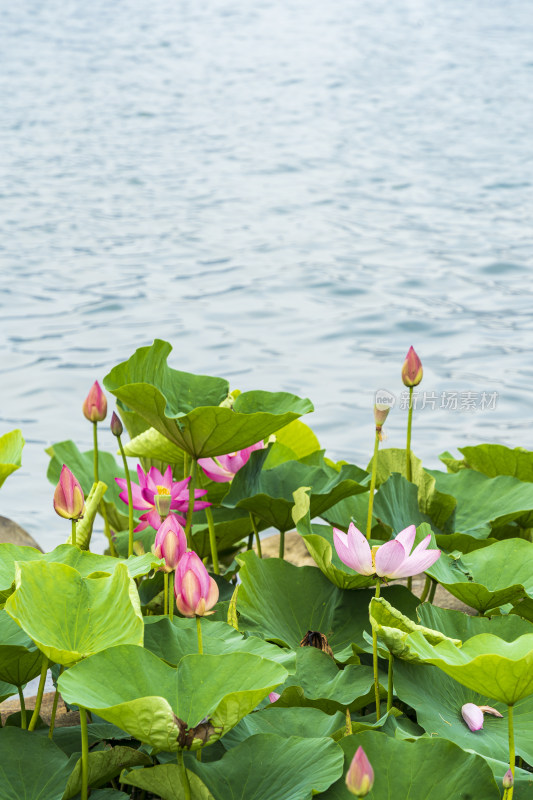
(345, 746), (374, 797)
(82, 381), (107, 422)
(116, 465), (210, 533)
(54, 465), (85, 520)
(461, 702), (503, 732)
(197, 442), (264, 483)
(333, 523), (440, 580)
(174, 551), (219, 617)
(154, 515), (187, 572)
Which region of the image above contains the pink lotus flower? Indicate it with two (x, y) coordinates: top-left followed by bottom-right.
(82, 381), (107, 422)
(461, 702), (503, 732)
(345, 746), (374, 797)
(174, 551), (219, 617)
(401, 346), (423, 387)
(115, 465), (210, 533)
(54, 465), (85, 520)
(268, 692), (281, 704)
(333, 523), (440, 580)
(197, 442), (264, 483)
(154, 515), (187, 572)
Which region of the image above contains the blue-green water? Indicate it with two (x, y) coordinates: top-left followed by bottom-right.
(1, 0), (533, 550)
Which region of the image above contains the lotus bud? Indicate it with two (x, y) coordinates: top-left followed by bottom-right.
(374, 403), (390, 427)
(503, 769), (513, 789)
(154, 515), (187, 572)
(82, 381), (107, 422)
(269, 692), (281, 704)
(174, 551), (219, 617)
(401, 346), (423, 387)
(345, 746), (374, 797)
(461, 703), (484, 731)
(53, 465), (85, 520)
(110, 411), (123, 437)
(154, 493), (172, 519)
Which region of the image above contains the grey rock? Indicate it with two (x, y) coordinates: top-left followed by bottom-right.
(0, 515), (43, 551)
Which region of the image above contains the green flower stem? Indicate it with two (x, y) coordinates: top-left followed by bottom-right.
(184, 460), (197, 550)
(508, 705), (515, 799)
(117, 433), (135, 558)
(100, 501), (117, 557)
(250, 513), (262, 558)
(169, 571), (174, 622)
(28, 656), (48, 731)
(345, 708), (352, 736)
(196, 466), (219, 573)
(372, 580), (381, 721)
(387, 652), (394, 712)
(164, 572), (169, 618)
(366, 431), (380, 540)
(92, 421), (99, 483)
(279, 530), (285, 559)
(48, 665), (64, 739)
(419, 575), (432, 603)
(183, 452), (190, 481)
(196, 615), (203, 654)
(247, 532), (254, 550)
(71, 519), (77, 548)
(428, 579), (438, 604)
(17, 686), (26, 730)
(178, 750), (191, 800)
(406, 386), (414, 481)
(80, 707), (89, 800)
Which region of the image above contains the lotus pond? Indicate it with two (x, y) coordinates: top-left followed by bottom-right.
(1, 339), (533, 799)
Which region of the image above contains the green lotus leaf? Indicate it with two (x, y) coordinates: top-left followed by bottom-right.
(0, 679), (18, 704)
(63, 745), (151, 798)
(427, 467), (533, 538)
(121, 764), (212, 800)
(35, 721), (133, 757)
(235, 551), (419, 659)
(187, 733), (344, 800)
(221, 706), (345, 749)
(0, 609), (43, 686)
(87, 792), (130, 800)
(320, 731), (501, 799)
(143, 616), (295, 670)
(0, 727), (73, 800)
(123, 426), (186, 470)
(373, 472), (444, 537)
(104, 340), (313, 458)
(444, 443), (533, 482)
(417, 603), (533, 641)
(46, 439), (136, 532)
(369, 597), (460, 661)
(404, 630), (533, 704)
(273, 418), (321, 459)
(223, 447), (368, 533)
(190, 506), (261, 559)
(59, 645), (288, 752)
(0, 429), (24, 489)
(394, 658), (533, 772)
(5, 561), (143, 666)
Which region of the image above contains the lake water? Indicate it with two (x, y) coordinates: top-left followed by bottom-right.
(1, 0), (533, 552)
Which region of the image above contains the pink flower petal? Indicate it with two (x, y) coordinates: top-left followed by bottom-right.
(389, 547), (441, 579)
(394, 525), (416, 556)
(375, 540), (406, 578)
(461, 703), (484, 731)
(333, 526), (372, 574)
(198, 458), (233, 482)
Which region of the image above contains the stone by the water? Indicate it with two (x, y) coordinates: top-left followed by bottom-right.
(0, 515), (42, 551)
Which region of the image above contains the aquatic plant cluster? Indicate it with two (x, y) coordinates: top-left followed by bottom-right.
(0, 339), (532, 799)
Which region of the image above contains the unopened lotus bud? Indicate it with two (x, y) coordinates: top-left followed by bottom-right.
(154, 515), (187, 571)
(503, 769), (513, 789)
(82, 381), (107, 422)
(401, 346), (423, 387)
(155, 493), (172, 519)
(345, 746), (374, 797)
(110, 411), (123, 437)
(53, 465), (85, 520)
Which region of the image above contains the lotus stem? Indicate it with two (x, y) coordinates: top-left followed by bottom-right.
(48, 666), (64, 739)
(250, 512), (262, 558)
(169, 571), (174, 621)
(507, 705), (515, 799)
(279, 530), (285, 559)
(419, 575), (432, 603)
(428, 579), (438, 604)
(196, 466), (219, 573)
(100, 501), (116, 557)
(117, 433), (134, 558)
(345, 707), (352, 736)
(406, 386), (413, 482)
(92, 421), (99, 483)
(372, 580), (381, 721)
(247, 532), (254, 550)
(28, 656), (48, 731)
(17, 686), (26, 729)
(387, 652), (394, 712)
(80, 707), (89, 800)
(164, 572), (169, 617)
(183, 452), (190, 481)
(71, 519), (77, 548)
(366, 431), (380, 540)
(196, 615), (203, 655)
(184, 459), (197, 550)
(178, 749), (191, 800)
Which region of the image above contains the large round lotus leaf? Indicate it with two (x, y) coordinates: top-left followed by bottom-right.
(0, 429), (24, 489)
(373, 472), (444, 537)
(0, 609), (42, 686)
(221, 706), (345, 749)
(121, 764), (212, 800)
(236, 551), (419, 659)
(104, 340), (313, 458)
(223, 447), (367, 533)
(0, 727), (73, 800)
(58, 645), (288, 752)
(0, 679), (18, 704)
(187, 733), (344, 800)
(417, 603), (533, 641)
(425, 538), (533, 613)
(394, 659), (533, 770)
(5, 561), (143, 666)
(190, 506), (261, 559)
(446, 443), (533, 482)
(321, 731), (500, 799)
(63, 745), (151, 799)
(404, 630), (533, 704)
(143, 616), (295, 671)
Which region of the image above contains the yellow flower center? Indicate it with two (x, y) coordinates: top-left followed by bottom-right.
(371, 545), (380, 569)
(156, 486), (171, 495)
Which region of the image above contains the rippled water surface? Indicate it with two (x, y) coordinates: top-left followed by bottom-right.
(1, 0), (533, 550)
